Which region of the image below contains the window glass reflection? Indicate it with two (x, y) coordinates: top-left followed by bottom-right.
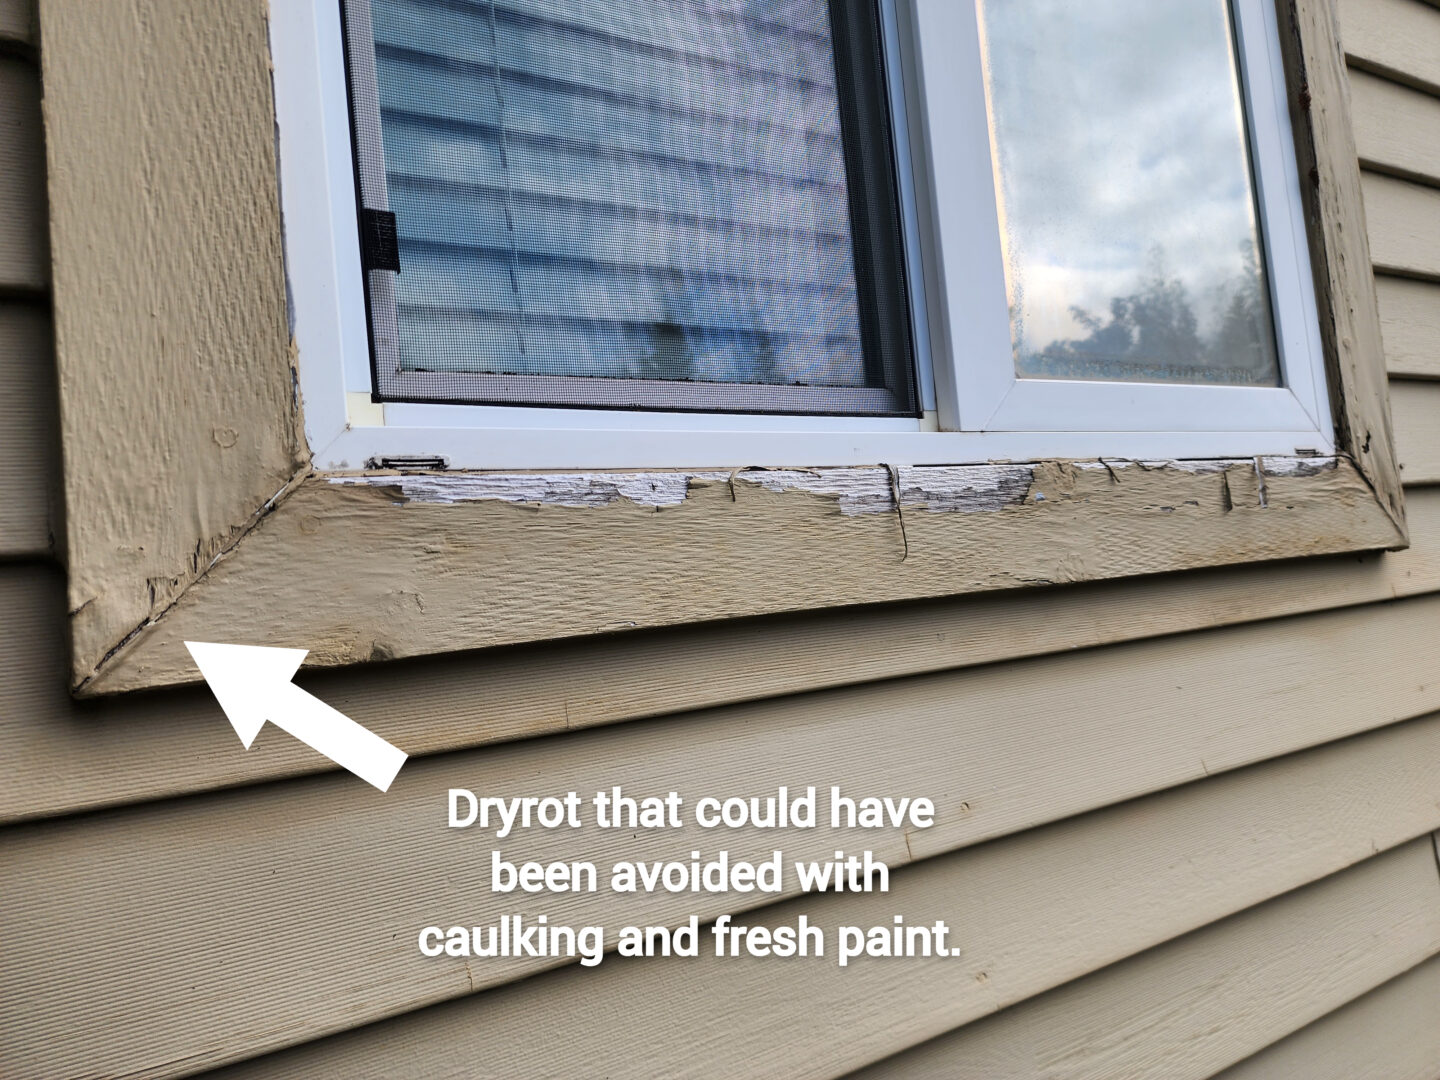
(978, 0), (1281, 386)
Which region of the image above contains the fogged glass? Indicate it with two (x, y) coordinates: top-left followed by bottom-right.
(978, 0), (1281, 386)
(366, 0), (868, 390)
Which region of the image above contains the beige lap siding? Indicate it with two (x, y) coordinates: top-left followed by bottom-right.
(2, 0), (1440, 1077)
(1210, 953), (1440, 1080)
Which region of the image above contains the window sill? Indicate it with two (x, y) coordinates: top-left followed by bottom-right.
(74, 453), (1402, 696)
(36, 0), (1409, 697)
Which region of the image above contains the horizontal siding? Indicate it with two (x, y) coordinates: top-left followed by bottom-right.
(0, 34), (51, 558)
(1391, 379), (1440, 483)
(0, 0), (33, 48)
(1212, 952), (1440, 1080)
(0, 55), (45, 291)
(9, 490), (1440, 822)
(199, 830), (1440, 1080)
(8, 601), (1440, 1077)
(1377, 275), (1440, 378)
(0, 301), (53, 557)
(1362, 171), (1440, 279)
(847, 840), (1440, 1080)
(1349, 67), (1440, 182)
(0, 4), (1433, 1079)
(1340, 0), (1440, 94)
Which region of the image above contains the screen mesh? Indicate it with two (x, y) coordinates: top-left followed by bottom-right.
(340, 0), (916, 414)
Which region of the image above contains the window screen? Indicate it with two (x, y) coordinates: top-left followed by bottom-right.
(339, 0), (918, 415)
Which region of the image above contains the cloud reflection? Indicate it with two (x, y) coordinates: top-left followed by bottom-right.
(978, 0), (1281, 385)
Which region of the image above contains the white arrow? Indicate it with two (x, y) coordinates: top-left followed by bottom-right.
(184, 641), (408, 792)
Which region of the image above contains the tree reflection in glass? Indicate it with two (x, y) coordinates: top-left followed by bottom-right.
(977, 0), (1282, 386)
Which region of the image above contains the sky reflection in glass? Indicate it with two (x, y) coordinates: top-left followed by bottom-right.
(978, 0), (1282, 386)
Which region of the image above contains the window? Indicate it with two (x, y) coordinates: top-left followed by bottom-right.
(342, 0), (917, 417)
(276, 0), (1336, 470)
(40, 0), (1403, 696)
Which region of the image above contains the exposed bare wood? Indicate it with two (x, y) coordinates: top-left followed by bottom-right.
(1362, 172), (1440, 279)
(0, 303), (55, 558)
(34, 0), (1409, 696)
(37, 0), (308, 689)
(1377, 275), (1440, 377)
(83, 456), (1403, 695)
(1211, 955), (1440, 1080)
(1348, 68), (1440, 183)
(0, 58), (45, 291)
(1279, 0), (1407, 531)
(1391, 379), (1440, 482)
(1339, 0), (1440, 93)
(6, 490), (1440, 820)
(846, 842), (1440, 1080)
(8, 607), (1440, 1077)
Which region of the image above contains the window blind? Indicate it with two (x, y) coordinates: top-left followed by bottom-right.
(341, 0), (916, 414)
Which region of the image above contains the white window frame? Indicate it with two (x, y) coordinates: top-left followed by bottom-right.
(270, 0), (1334, 472)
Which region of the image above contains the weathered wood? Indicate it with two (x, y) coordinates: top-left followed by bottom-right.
(1377, 275), (1440, 378)
(1348, 67), (1440, 183)
(1211, 954), (1440, 1080)
(1339, 0), (1440, 93)
(1391, 379), (1440, 483)
(0, 58), (45, 292)
(1278, 0), (1408, 532)
(37, 0), (308, 689)
(7, 489), (1440, 820)
(8, 615), (1440, 1078)
(1363, 172), (1440, 279)
(846, 841), (1440, 1080)
(83, 456), (1404, 695)
(37, 0), (1410, 696)
(0, 302), (55, 558)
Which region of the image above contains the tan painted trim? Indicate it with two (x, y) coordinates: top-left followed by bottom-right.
(37, 0), (308, 691)
(82, 457), (1403, 695)
(11, 491), (1440, 821)
(1280, 0), (1408, 527)
(38, 0), (1409, 695)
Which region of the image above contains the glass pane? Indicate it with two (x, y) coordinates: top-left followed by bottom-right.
(361, 0), (885, 397)
(977, 0), (1281, 386)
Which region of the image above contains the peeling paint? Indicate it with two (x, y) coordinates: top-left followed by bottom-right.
(329, 464), (1045, 516)
(330, 471), (713, 509)
(326, 458), (1342, 521)
(896, 465), (1034, 512)
(1258, 455), (1338, 477)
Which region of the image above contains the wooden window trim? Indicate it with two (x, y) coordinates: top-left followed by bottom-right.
(37, 0), (1406, 697)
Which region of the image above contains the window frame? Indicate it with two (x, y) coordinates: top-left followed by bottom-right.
(917, 0), (1331, 439)
(282, 0), (1335, 471)
(37, 0), (1406, 698)
(337, 0), (923, 421)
